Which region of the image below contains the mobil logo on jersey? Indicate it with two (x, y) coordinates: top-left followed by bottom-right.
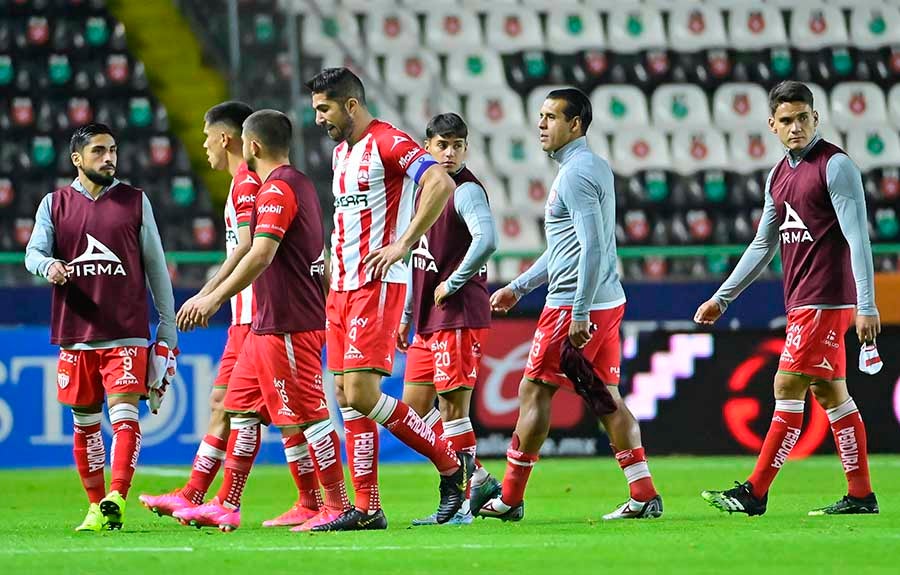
(67, 233), (127, 277)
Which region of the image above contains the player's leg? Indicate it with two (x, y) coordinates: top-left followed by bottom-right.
(808, 378), (878, 515)
(401, 332), (443, 451)
(59, 349), (108, 531)
(477, 377), (552, 521)
(702, 372), (809, 515)
(598, 385), (663, 520)
(261, 424), (322, 528)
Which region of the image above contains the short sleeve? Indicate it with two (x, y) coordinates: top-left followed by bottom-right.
(232, 170), (261, 226)
(378, 127), (436, 185)
(253, 181), (298, 242)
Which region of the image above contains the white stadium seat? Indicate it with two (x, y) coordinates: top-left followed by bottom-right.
(651, 84), (711, 131)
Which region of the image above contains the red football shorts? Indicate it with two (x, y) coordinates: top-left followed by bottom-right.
(224, 331), (328, 427)
(524, 305), (625, 390)
(213, 324), (252, 389)
(778, 307), (854, 381)
(326, 281), (405, 376)
(404, 328), (487, 393)
(56, 346), (148, 408)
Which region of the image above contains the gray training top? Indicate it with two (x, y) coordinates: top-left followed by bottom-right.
(24, 178), (178, 350)
(507, 137), (626, 321)
(713, 133), (877, 316)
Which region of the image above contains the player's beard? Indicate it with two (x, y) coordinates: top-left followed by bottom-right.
(327, 112), (354, 142)
(245, 154), (257, 173)
(83, 166), (116, 187)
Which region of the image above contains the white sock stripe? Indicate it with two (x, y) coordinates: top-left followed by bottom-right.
(108, 403), (139, 424)
(827, 397), (859, 423)
(197, 441), (226, 460)
(73, 412), (102, 426)
(506, 456), (536, 468)
(368, 394), (398, 425)
(623, 461), (651, 483)
(423, 408), (442, 429)
(774, 399), (806, 413)
(442, 417), (473, 437)
(283, 333), (298, 380)
(340, 407), (365, 421)
(304, 419), (335, 444)
(283, 443), (309, 463)
(231, 416), (261, 429)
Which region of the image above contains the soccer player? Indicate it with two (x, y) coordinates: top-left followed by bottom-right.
(172, 110), (350, 532)
(475, 89), (663, 521)
(697, 81), (880, 516)
(306, 67), (471, 530)
(24, 123), (177, 531)
(396, 113), (500, 526)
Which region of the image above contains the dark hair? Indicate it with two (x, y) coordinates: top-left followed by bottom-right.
(205, 101), (254, 134)
(768, 81), (814, 115)
(243, 109), (292, 154)
(425, 113), (468, 140)
(304, 67), (367, 105)
(70, 123), (115, 154)
(546, 88), (592, 135)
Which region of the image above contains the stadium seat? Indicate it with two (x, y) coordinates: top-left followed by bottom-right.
(0, 178), (14, 212)
(149, 136), (173, 168)
(817, 125), (844, 150)
(590, 84), (650, 135)
(507, 170), (553, 216)
(606, 7), (666, 53)
(301, 10), (362, 56)
(728, 131), (784, 174)
(610, 128), (671, 177)
(712, 83), (769, 131)
(498, 255), (541, 285)
(10, 97), (35, 128)
(105, 54), (129, 85)
(849, 5), (900, 50)
(831, 82), (888, 130)
(667, 6), (727, 53)
(13, 217), (34, 249)
(623, 209), (651, 244)
(422, 9), (482, 52)
(381, 51), (441, 94)
(446, 51), (507, 91)
(888, 84), (900, 128)
(0, 55), (13, 87)
(496, 210), (543, 253)
(527, 85), (568, 122)
(30, 135), (55, 169)
(467, 87), (527, 134)
(364, 8), (421, 54)
(670, 128), (729, 175)
(340, 0), (399, 13)
(874, 208), (899, 241)
(807, 83), (831, 125)
(488, 128), (551, 175)
(586, 130), (611, 162)
(545, 7), (605, 54)
(403, 91), (463, 132)
(727, 5), (788, 51)
(484, 8), (543, 52)
(846, 127), (900, 172)
(650, 84), (711, 131)
(505, 50), (552, 94)
(789, 5), (853, 86)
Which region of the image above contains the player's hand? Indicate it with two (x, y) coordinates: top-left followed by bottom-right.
(568, 319), (592, 349)
(433, 281), (451, 307)
(180, 294), (221, 331)
(694, 298), (723, 325)
(46, 261), (69, 285)
(396, 322), (411, 352)
(363, 241), (408, 280)
(176, 294), (202, 332)
(856, 313), (881, 344)
(490, 287), (520, 314)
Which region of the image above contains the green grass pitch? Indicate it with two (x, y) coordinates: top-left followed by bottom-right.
(3, 455), (898, 574)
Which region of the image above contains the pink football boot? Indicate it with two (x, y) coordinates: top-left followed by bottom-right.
(290, 507), (343, 532)
(263, 501), (320, 527)
(173, 497), (241, 532)
(139, 490), (196, 518)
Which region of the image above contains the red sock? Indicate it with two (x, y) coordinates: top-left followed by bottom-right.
(305, 419), (350, 511)
(747, 399), (805, 498)
(444, 417), (477, 497)
(614, 446), (658, 501)
(827, 398), (872, 498)
(368, 394), (459, 474)
(109, 404), (141, 498)
(282, 432), (321, 510)
(216, 417), (261, 509)
(428, 409), (485, 471)
(72, 413), (105, 504)
(501, 433), (539, 506)
(342, 407), (380, 512)
(181, 434), (226, 505)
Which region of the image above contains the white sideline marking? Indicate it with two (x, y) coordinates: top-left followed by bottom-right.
(140, 466), (190, 478)
(1, 543), (571, 555)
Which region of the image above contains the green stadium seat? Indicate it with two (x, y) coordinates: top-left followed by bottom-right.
(48, 54), (72, 85)
(172, 177), (196, 207)
(875, 208), (898, 240)
(0, 55), (12, 86)
(85, 16), (109, 47)
(31, 136), (55, 168)
(128, 97), (152, 128)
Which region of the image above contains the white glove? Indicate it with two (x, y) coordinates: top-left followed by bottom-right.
(859, 342), (883, 375)
(147, 342), (178, 414)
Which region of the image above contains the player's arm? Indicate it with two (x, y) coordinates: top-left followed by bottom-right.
(491, 250), (549, 314)
(24, 193), (68, 285)
(827, 154), (880, 342)
(441, 182), (498, 298)
(196, 226), (251, 297)
(366, 160), (455, 278)
(695, 169), (779, 324)
(567, 170), (605, 322)
(205, 236), (279, 311)
(140, 193), (177, 349)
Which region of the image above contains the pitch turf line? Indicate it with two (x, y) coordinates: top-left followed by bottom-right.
(0, 543), (574, 555)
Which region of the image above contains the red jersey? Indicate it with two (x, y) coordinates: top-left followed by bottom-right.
(225, 163), (260, 325)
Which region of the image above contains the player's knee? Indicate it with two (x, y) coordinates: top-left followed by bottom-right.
(773, 374), (809, 400)
(343, 380), (378, 414)
(437, 391), (469, 421)
(518, 378), (552, 410)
